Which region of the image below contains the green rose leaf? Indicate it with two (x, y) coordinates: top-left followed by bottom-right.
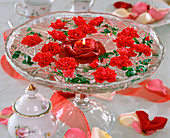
(12, 51), (21, 59)
(121, 67), (127, 71)
(134, 38), (140, 44)
(26, 27), (32, 32)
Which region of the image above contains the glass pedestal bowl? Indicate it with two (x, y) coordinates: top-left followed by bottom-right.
(5, 11), (164, 135)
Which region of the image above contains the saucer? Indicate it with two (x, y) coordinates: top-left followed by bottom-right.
(8, 13), (30, 28)
(106, 0), (170, 28)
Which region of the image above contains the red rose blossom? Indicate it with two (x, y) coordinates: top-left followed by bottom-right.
(91, 67), (117, 83)
(21, 33), (43, 47)
(41, 42), (61, 56)
(68, 29), (86, 40)
(135, 110), (168, 134)
(110, 56), (133, 69)
(48, 30), (67, 41)
(62, 69), (74, 78)
(49, 19), (68, 29)
(88, 16), (104, 26)
(72, 16), (86, 26)
(113, 36), (135, 48)
(77, 23), (97, 34)
(89, 59), (99, 68)
(117, 27), (140, 38)
(33, 52), (56, 67)
(55, 57), (78, 70)
(117, 47), (137, 58)
(134, 43), (151, 56)
(59, 39), (106, 64)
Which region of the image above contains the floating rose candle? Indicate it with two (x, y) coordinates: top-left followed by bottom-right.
(59, 39), (106, 64)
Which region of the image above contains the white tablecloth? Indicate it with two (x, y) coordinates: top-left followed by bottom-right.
(0, 0), (170, 137)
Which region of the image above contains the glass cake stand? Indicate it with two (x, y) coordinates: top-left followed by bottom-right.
(5, 11), (164, 135)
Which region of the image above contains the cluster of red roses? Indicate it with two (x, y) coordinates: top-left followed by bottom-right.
(48, 16), (104, 41)
(89, 28), (152, 83)
(111, 27), (151, 69)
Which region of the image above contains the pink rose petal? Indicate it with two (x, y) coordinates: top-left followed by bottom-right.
(64, 128), (86, 138)
(132, 121), (143, 134)
(146, 79), (167, 95)
(0, 117), (9, 125)
(92, 92), (116, 101)
(149, 7), (169, 21)
(1, 106), (13, 116)
(157, 8), (169, 14)
(132, 121), (156, 136)
(132, 2), (148, 15)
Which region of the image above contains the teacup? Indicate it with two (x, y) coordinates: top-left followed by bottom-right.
(14, 0), (54, 18)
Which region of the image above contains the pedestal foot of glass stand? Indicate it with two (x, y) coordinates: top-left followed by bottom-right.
(55, 93), (115, 136)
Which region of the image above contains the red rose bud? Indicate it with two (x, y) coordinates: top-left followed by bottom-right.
(59, 39), (106, 64)
(48, 30), (67, 41)
(77, 23), (97, 34)
(49, 19), (68, 29)
(117, 47), (137, 58)
(113, 1), (132, 9)
(92, 67), (117, 83)
(145, 36), (150, 41)
(68, 29), (86, 40)
(88, 16), (104, 26)
(134, 43), (151, 56)
(117, 27), (140, 38)
(33, 52), (56, 67)
(21, 33), (43, 47)
(110, 56), (133, 69)
(113, 36), (135, 48)
(72, 16), (86, 26)
(135, 111), (168, 134)
(55, 57), (78, 70)
(89, 59), (99, 69)
(63, 69), (75, 78)
(41, 42), (61, 56)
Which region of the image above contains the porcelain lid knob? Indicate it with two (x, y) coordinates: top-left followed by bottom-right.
(25, 84), (37, 98)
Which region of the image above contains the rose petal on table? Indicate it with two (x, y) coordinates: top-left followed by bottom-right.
(135, 12), (155, 24)
(0, 117), (9, 125)
(56, 91), (75, 99)
(113, 1), (132, 9)
(112, 8), (130, 18)
(117, 78), (170, 103)
(132, 121), (143, 134)
(132, 120), (156, 136)
(146, 79), (167, 95)
(92, 92), (116, 101)
(131, 2), (148, 14)
(157, 8), (169, 14)
(119, 112), (139, 127)
(1, 106), (13, 116)
(91, 127), (112, 138)
(64, 128), (86, 138)
(148, 7), (169, 21)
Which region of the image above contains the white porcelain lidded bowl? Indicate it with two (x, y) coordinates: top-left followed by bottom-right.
(8, 84), (58, 138)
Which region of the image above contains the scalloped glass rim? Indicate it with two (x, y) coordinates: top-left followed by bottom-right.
(106, 0), (170, 28)
(5, 11), (164, 94)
